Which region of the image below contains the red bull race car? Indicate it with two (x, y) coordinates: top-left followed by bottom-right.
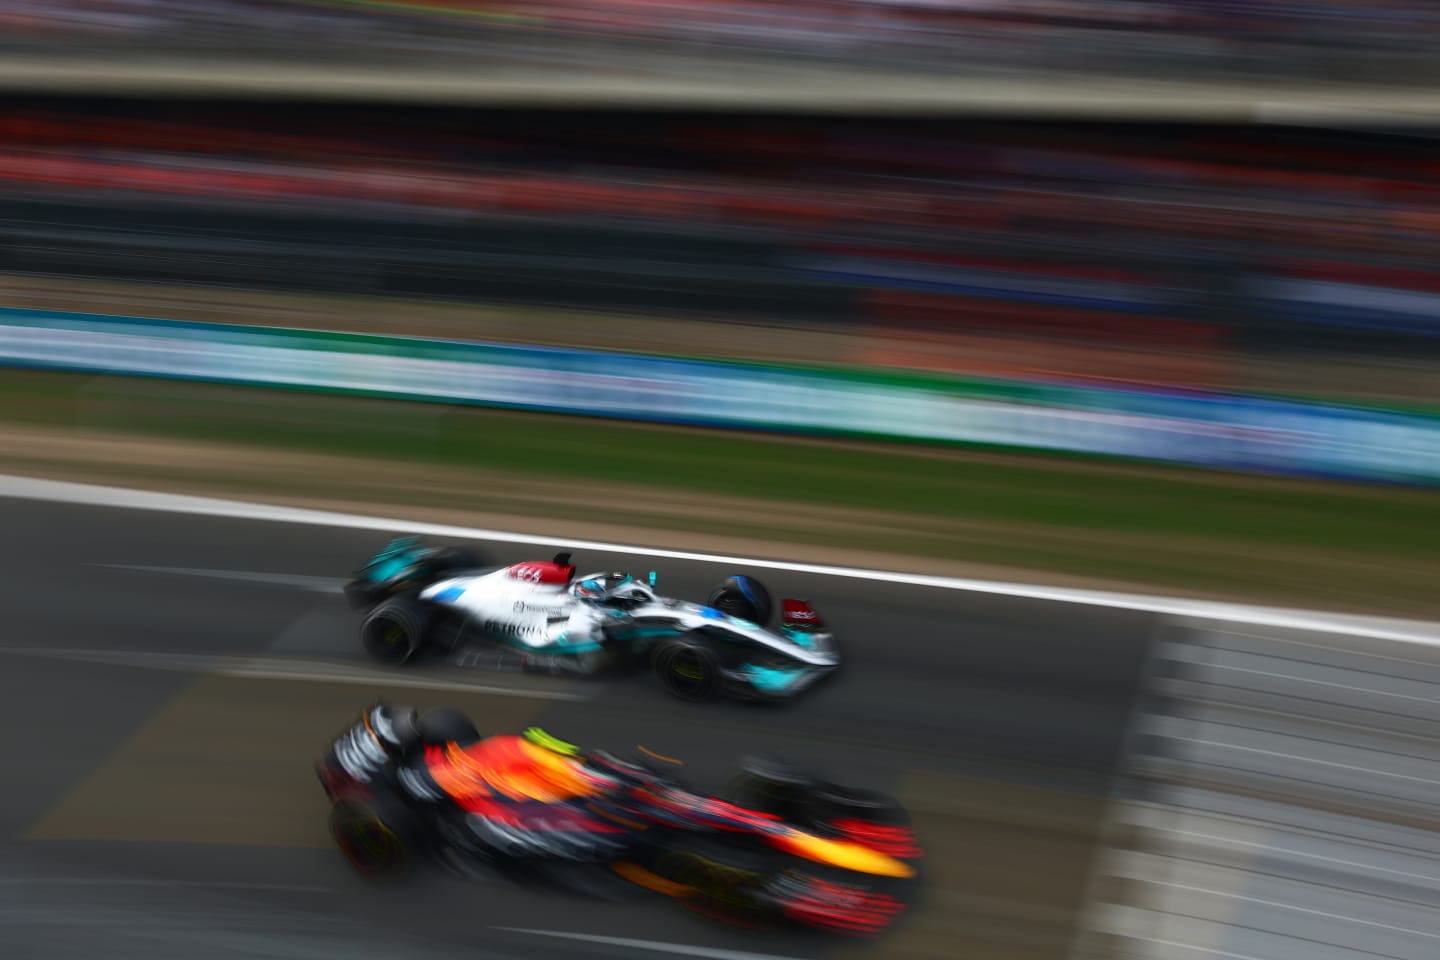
(317, 703), (922, 937)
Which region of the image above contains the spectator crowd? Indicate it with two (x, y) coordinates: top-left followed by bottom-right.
(0, 100), (1437, 395)
(4, 1), (1440, 79)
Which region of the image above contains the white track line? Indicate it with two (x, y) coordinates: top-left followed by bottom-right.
(0, 648), (588, 701)
(0, 877), (330, 893)
(96, 563), (348, 592)
(3, 473), (1438, 646)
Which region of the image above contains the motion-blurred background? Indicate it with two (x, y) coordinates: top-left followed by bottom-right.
(7, 0), (1440, 83)
(2, 6), (1439, 960)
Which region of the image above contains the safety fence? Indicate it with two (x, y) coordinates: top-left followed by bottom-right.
(3, 308), (1438, 486)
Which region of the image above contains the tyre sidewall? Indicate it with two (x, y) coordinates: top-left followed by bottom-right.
(706, 576), (774, 626)
(653, 638), (721, 701)
(329, 799), (411, 879)
(361, 597), (429, 664)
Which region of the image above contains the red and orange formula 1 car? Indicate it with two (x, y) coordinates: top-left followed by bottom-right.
(317, 703), (922, 937)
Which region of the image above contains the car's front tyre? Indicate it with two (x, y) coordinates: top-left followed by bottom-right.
(328, 798), (413, 879)
(707, 576), (774, 625)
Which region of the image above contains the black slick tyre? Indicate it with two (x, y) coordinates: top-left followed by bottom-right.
(329, 798), (411, 880)
(653, 637), (721, 701)
(361, 597), (431, 664)
(706, 576), (774, 625)
(729, 755), (814, 819)
(811, 784), (910, 827)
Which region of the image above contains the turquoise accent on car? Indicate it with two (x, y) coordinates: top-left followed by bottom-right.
(535, 639), (603, 654)
(613, 626), (682, 640)
(373, 536), (420, 559)
(780, 625), (814, 649)
(698, 606), (725, 620)
(362, 538), (429, 583)
(366, 556), (417, 582)
(742, 663), (807, 693)
(432, 585), (466, 603)
(501, 633), (601, 656)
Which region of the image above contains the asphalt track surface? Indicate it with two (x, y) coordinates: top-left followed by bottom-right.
(0, 494), (1157, 960)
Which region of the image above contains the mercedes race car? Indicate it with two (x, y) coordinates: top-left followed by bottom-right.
(318, 703), (922, 937)
(343, 537), (840, 701)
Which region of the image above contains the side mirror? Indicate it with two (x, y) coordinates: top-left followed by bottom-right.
(648, 571), (658, 588)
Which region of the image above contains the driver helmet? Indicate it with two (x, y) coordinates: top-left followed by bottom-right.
(573, 572), (633, 601)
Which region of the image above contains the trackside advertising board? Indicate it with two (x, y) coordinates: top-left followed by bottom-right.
(2, 308), (1437, 485)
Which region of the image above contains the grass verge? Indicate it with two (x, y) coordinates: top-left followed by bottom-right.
(3, 369), (1438, 617)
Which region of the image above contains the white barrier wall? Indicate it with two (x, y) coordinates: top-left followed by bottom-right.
(3, 308), (1439, 484)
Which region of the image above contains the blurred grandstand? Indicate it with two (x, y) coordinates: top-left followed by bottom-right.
(0, 98), (1437, 405)
(3, 1), (1440, 84)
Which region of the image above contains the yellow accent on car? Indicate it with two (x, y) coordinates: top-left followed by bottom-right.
(523, 727), (581, 756)
(776, 830), (916, 878)
(611, 861), (695, 898)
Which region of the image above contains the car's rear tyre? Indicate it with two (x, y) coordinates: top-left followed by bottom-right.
(329, 798), (412, 879)
(811, 783), (911, 827)
(361, 597), (431, 664)
(707, 576), (774, 625)
(653, 637), (721, 701)
(728, 755), (815, 819)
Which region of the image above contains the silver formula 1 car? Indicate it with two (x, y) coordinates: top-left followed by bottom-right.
(344, 538), (839, 701)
